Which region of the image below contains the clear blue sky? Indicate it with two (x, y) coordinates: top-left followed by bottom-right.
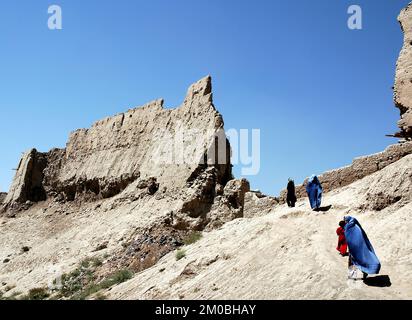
(0, 0), (409, 195)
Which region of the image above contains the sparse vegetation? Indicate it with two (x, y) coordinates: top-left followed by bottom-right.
(70, 269), (133, 300)
(80, 257), (102, 268)
(0, 291), (22, 301)
(24, 287), (50, 300)
(58, 257), (133, 300)
(72, 283), (101, 300)
(176, 249), (186, 261)
(99, 269), (134, 289)
(183, 231), (203, 245)
(95, 292), (108, 300)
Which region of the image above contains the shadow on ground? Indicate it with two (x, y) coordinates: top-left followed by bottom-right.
(364, 275), (392, 287)
(314, 205), (333, 212)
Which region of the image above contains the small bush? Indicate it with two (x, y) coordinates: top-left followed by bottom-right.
(80, 257), (102, 269)
(26, 288), (49, 300)
(73, 283), (101, 301)
(60, 271), (84, 297)
(57, 257), (133, 300)
(176, 249), (186, 261)
(100, 269), (133, 289)
(183, 232), (203, 245)
(60, 256), (104, 297)
(70, 269), (133, 300)
(95, 293), (108, 300)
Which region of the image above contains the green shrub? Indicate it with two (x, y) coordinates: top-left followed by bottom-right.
(72, 283), (102, 301)
(56, 257), (133, 300)
(60, 256), (105, 297)
(183, 232), (203, 245)
(60, 271), (84, 297)
(80, 257), (102, 269)
(70, 269), (133, 300)
(26, 288), (49, 300)
(176, 249), (186, 261)
(100, 269), (133, 289)
(95, 293), (108, 300)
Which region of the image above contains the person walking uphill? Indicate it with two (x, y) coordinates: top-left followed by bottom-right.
(306, 175), (323, 211)
(344, 216), (381, 279)
(286, 178), (297, 208)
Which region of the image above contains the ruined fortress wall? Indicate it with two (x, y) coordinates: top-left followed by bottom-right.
(3, 76), (232, 208)
(55, 77), (227, 191)
(0, 192), (6, 204)
(3, 149), (47, 206)
(280, 141), (412, 201)
(394, 3), (412, 138)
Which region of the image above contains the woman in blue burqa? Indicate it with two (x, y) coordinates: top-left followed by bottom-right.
(305, 175), (323, 210)
(344, 216), (381, 279)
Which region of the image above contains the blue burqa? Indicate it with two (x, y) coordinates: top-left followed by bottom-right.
(305, 175), (322, 209)
(344, 216), (381, 275)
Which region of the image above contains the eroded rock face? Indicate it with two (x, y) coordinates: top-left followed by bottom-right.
(359, 155), (412, 211)
(0, 193), (6, 204)
(243, 191), (279, 218)
(3, 149), (47, 209)
(394, 3), (412, 139)
(1, 76), (248, 230)
(40, 76), (230, 203)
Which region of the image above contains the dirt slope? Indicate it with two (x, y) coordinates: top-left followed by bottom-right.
(108, 155), (412, 300)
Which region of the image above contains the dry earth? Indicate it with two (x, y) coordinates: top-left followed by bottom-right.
(107, 155), (412, 300)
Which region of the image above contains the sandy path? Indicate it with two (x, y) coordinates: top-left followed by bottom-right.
(109, 192), (411, 300)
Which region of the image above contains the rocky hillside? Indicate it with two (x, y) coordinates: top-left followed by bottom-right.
(1, 3), (412, 301)
(0, 77), (274, 299)
(107, 154), (412, 300)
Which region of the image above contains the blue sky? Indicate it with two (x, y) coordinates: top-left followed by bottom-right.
(0, 0), (409, 195)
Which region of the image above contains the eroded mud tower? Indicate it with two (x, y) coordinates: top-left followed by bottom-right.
(394, 3), (412, 139)
(2, 76), (253, 230)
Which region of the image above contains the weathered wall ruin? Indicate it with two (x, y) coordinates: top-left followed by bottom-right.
(0, 192), (6, 204)
(1, 77), (247, 230)
(3, 149), (47, 207)
(280, 141), (412, 202)
(394, 3), (412, 139)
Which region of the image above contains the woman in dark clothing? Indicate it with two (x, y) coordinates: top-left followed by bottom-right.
(286, 178), (297, 208)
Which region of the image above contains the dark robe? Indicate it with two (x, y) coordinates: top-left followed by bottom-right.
(286, 180), (297, 207)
